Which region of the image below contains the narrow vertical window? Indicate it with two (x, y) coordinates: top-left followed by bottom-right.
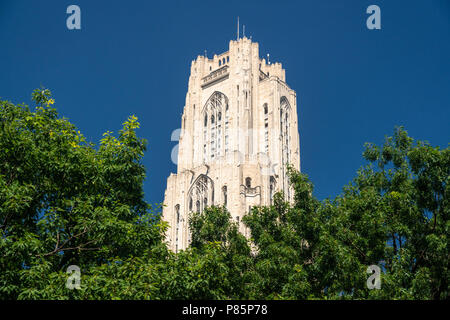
(280, 97), (291, 197)
(223, 186), (227, 207)
(264, 103), (269, 153)
(203, 144), (207, 162)
(270, 176), (275, 205)
(175, 205), (180, 252)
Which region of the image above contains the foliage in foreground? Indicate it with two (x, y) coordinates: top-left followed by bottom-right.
(0, 89), (448, 299)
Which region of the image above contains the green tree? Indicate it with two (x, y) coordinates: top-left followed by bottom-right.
(243, 127), (448, 300)
(188, 206), (252, 299)
(243, 178), (320, 299)
(358, 127), (449, 299)
(0, 89), (166, 299)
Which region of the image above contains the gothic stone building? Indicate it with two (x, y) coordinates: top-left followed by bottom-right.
(163, 37), (300, 252)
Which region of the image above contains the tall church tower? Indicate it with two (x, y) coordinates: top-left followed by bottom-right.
(163, 37), (300, 252)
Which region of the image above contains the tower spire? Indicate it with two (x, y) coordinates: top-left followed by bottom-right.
(237, 16), (239, 40)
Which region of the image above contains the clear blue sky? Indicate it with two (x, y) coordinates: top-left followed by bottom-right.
(1, 0), (449, 205)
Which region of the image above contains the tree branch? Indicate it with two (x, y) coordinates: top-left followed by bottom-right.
(38, 226), (98, 257)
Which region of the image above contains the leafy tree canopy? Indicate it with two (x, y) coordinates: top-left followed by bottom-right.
(0, 89), (447, 300)
(0, 89), (166, 299)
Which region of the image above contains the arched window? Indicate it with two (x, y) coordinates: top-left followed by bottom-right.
(202, 92), (229, 161)
(264, 103), (268, 115)
(189, 197), (193, 211)
(189, 174), (214, 213)
(227, 56), (229, 63)
(245, 177), (252, 188)
(219, 60), (222, 66)
(222, 58), (225, 65)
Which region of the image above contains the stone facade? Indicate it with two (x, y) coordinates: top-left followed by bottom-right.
(163, 37), (300, 252)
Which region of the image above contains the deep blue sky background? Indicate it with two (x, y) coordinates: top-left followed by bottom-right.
(1, 0), (449, 205)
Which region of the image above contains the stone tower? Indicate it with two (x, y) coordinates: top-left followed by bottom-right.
(163, 37), (300, 252)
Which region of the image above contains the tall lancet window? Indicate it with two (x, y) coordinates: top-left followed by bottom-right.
(280, 97), (291, 197)
(263, 103), (269, 154)
(175, 204), (180, 253)
(202, 92), (229, 161)
(217, 112), (222, 156)
(211, 115), (216, 158)
(225, 113), (229, 154)
(280, 97), (291, 164)
(203, 113), (208, 163)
